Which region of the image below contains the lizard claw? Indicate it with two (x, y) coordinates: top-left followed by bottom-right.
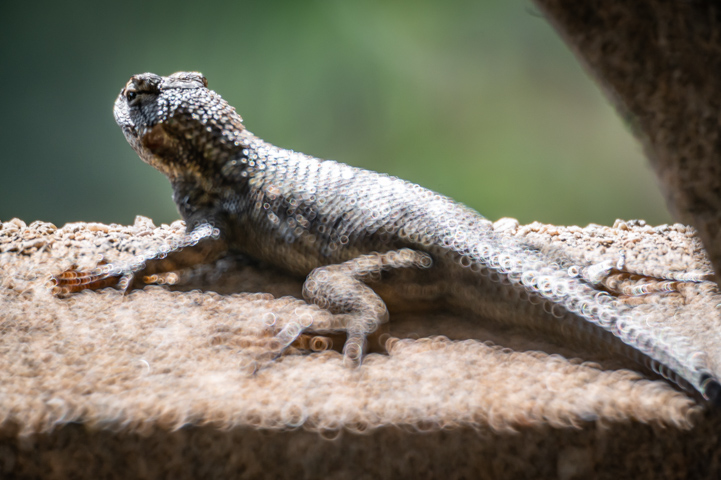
(342, 334), (365, 368)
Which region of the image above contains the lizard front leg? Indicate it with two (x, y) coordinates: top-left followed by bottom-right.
(51, 223), (228, 296)
(296, 249), (433, 366)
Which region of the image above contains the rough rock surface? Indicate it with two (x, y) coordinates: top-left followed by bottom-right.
(1, 217), (720, 479)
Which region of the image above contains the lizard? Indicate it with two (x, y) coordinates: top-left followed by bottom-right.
(52, 71), (721, 404)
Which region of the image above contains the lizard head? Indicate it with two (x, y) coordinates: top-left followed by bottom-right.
(114, 72), (246, 182)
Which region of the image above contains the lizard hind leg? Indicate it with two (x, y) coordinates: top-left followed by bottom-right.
(301, 249), (433, 367)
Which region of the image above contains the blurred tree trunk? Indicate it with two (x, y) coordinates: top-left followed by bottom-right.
(533, 0), (721, 280)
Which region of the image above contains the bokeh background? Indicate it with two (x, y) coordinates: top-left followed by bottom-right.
(0, 1), (671, 228)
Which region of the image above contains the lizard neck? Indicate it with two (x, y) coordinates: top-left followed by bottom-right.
(140, 118), (255, 189)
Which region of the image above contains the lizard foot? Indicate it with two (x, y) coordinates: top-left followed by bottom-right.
(50, 264), (176, 297)
(300, 249), (432, 367)
(568, 253), (710, 299)
(50, 262), (125, 297)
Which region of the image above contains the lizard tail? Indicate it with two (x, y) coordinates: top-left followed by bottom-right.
(701, 374), (721, 407)
(474, 231), (718, 404)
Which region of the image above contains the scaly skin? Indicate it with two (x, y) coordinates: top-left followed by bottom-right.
(53, 72), (721, 403)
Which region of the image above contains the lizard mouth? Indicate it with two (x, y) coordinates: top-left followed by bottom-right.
(113, 91), (136, 138)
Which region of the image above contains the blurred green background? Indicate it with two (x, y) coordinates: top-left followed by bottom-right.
(0, 0), (671, 228)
